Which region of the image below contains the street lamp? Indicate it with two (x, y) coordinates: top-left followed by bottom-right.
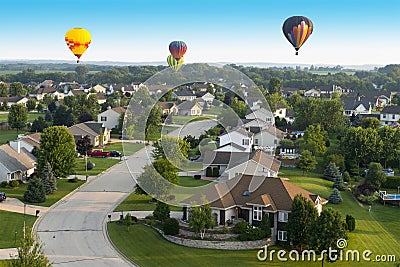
(14, 231), (17, 245)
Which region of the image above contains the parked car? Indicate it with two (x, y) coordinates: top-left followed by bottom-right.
(0, 192), (6, 202)
(90, 149), (111, 158)
(109, 150), (122, 157)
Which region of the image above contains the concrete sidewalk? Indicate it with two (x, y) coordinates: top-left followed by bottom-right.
(0, 248), (17, 260)
(0, 197), (49, 216)
(107, 211), (183, 222)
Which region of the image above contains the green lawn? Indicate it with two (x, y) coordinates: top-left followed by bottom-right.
(103, 142), (144, 156)
(1, 179), (84, 207)
(0, 130), (23, 145)
(108, 223), (395, 267)
(0, 211), (36, 248)
(0, 112), (44, 123)
(179, 176), (211, 187)
(114, 193), (182, 212)
(202, 105), (224, 116)
(0, 261), (11, 266)
(74, 157), (120, 176)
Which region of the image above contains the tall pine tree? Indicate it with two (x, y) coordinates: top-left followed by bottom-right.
(41, 161), (57, 195)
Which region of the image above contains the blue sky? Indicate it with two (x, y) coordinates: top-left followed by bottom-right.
(1, 0), (399, 65)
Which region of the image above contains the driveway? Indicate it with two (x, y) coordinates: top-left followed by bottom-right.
(36, 148), (150, 267)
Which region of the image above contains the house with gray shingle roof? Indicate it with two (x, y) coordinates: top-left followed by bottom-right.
(380, 105), (400, 126)
(177, 101), (202, 116)
(68, 121), (111, 147)
(180, 174), (327, 244)
(0, 143), (36, 183)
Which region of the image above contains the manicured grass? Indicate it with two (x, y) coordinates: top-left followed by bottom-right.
(74, 157), (120, 176)
(0, 112), (44, 123)
(280, 167), (400, 258)
(0, 130), (22, 145)
(109, 223), (395, 267)
(103, 142), (144, 156)
(0, 261), (11, 266)
(161, 125), (179, 133)
(202, 105), (224, 116)
(1, 179), (84, 207)
(114, 193), (182, 212)
(179, 176), (211, 187)
(0, 211), (36, 248)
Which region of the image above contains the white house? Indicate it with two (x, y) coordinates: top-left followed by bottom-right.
(380, 105), (400, 126)
(223, 150), (281, 179)
(97, 107), (126, 130)
(343, 97), (372, 116)
(173, 90), (197, 101)
(0, 143), (36, 183)
(274, 103), (287, 120)
(253, 125), (284, 153)
(304, 89), (321, 98)
(219, 127), (253, 152)
(199, 92), (215, 104)
(245, 108), (274, 124)
(0, 96), (29, 108)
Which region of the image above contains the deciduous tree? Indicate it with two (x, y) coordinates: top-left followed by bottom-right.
(8, 104), (28, 133)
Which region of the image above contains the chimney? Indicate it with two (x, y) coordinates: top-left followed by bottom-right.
(10, 140), (21, 154)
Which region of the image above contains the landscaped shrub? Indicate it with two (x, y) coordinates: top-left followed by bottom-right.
(194, 175), (201, 180)
(247, 227), (265, 241)
(357, 192), (379, 205)
(328, 188), (342, 204)
(382, 176), (400, 189)
(343, 171), (350, 183)
(259, 214), (271, 238)
(9, 180), (19, 188)
(233, 222), (249, 234)
(68, 177), (79, 183)
(153, 201), (170, 222)
(353, 182), (376, 197)
(345, 214), (356, 232)
(86, 160), (94, 170)
(206, 167), (212, 177)
(0, 181), (8, 188)
(212, 167), (220, 177)
(163, 218), (179, 235)
(24, 178), (46, 203)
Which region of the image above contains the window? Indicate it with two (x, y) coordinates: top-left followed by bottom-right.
(254, 139), (259, 145)
(278, 211), (288, 222)
(253, 206), (263, 221)
(278, 231), (287, 241)
(242, 139), (249, 146)
(101, 116), (107, 122)
(383, 114), (386, 118)
(393, 115), (396, 119)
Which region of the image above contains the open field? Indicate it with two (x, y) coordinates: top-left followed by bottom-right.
(1, 178), (84, 207)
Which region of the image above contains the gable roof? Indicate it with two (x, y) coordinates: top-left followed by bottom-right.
(111, 107), (126, 114)
(0, 96), (26, 103)
(216, 142), (247, 152)
(157, 102), (177, 110)
(178, 101), (201, 110)
(181, 175), (326, 211)
(174, 90), (195, 97)
(203, 151), (250, 166)
(21, 133), (42, 148)
(249, 150), (281, 173)
(68, 122), (102, 138)
(381, 105), (400, 114)
(0, 144), (36, 172)
(220, 127), (253, 139)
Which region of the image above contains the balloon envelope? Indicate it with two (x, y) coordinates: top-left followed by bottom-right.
(282, 16), (313, 55)
(169, 41), (187, 60)
(65, 28), (91, 63)
(167, 54), (184, 71)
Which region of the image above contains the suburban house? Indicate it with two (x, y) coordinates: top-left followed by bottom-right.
(215, 142), (247, 152)
(351, 91), (393, 110)
(241, 118), (269, 131)
(68, 122), (111, 147)
(274, 103), (287, 120)
(180, 175), (327, 244)
(190, 82), (213, 92)
(173, 90), (197, 101)
(0, 142), (36, 183)
(67, 89), (86, 97)
(0, 96), (29, 108)
(90, 84), (106, 94)
(195, 92), (215, 104)
(97, 106), (126, 130)
(219, 127), (253, 152)
(245, 97), (263, 111)
(94, 93), (107, 105)
(245, 108), (274, 124)
(285, 109), (295, 124)
(304, 88), (321, 98)
(177, 101), (202, 116)
(281, 87), (300, 98)
(203, 151), (250, 176)
(29, 87), (64, 100)
(252, 125), (284, 153)
(380, 105), (400, 126)
(157, 102), (179, 115)
(223, 150), (281, 179)
(342, 97), (372, 116)
(19, 133), (42, 152)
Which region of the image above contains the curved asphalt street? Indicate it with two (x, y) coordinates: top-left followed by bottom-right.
(35, 120), (215, 267)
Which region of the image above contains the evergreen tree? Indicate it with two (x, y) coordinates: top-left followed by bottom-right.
(328, 188), (343, 204)
(153, 201), (170, 222)
(323, 162), (340, 181)
(333, 173), (345, 190)
(40, 161), (57, 195)
(30, 116), (48, 132)
(286, 194), (318, 250)
(24, 178), (46, 203)
(259, 213), (271, 238)
(345, 214), (356, 232)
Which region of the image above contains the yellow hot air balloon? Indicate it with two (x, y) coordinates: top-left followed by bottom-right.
(65, 28), (91, 63)
(167, 54), (184, 71)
